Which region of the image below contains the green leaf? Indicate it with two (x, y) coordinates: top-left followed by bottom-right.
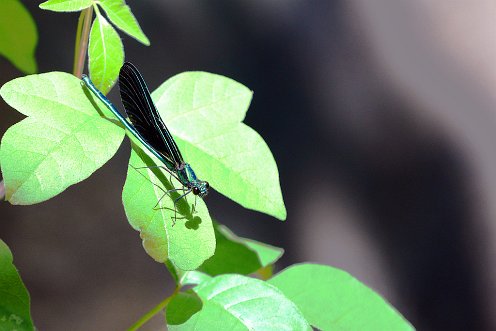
(152, 72), (287, 220)
(242, 237), (284, 268)
(88, 14), (124, 94)
(0, 0), (38, 74)
(121, 146), (215, 270)
(99, 0), (149, 45)
(166, 291), (203, 325)
(268, 263), (415, 331)
(0, 239), (34, 331)
(0, 72), (124, 204)
(39, 0), (93, 12)
(167, 274), (311, 330)
(198, 222), (283, 276)
(179, 271), (212, 287)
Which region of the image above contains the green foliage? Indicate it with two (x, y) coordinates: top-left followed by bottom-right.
(0, 72), (124, 204)
(167, 274), (311, 330)
(122, 147), (215, 270)
(40, 0), (148, 95)
(88, 12), (124, 94)
(0, 2), (416, 330)
(268, 264), (414, 331)
(99, 0), (150, 45)
(40, 0), (149, 46)
(0, 239), (34, 331)
(118, 71), (286, 269)
(0, 0), (38, 74)
(198, 222), (283, 276)
(166, 291), (203, 325)
(178, 270), (212, 287)
(39, 0), (93, 12)
(153, 72), (287, 220)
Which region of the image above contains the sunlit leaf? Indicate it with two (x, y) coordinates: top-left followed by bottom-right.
(99, 0), (149, 45)
(152, 72), (286, 220)
(39, 0), (92, 12)
(179, 270), (212, 287)
(0, 72), (124, 204)
(268, 263), (415, 331)
(88, 14), (124, 94)
(121, 146), (215, 270)
(167, 274), (311, 330)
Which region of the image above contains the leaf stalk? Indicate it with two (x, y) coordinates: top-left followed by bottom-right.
(127, 287), (179, 331)
(73, 6), (94, 77)
(0, 180), (5, 201)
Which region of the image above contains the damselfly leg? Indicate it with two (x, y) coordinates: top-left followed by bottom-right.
(129, 164), (192, 225)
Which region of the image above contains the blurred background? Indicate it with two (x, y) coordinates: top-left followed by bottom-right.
(1, 0), (495, 330)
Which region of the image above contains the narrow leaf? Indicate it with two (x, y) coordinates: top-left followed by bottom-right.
(39, 0), (92, 12)
(198, 222), (283, 276)
(0, 239), (34, 331)
(121, 146), (215, 270)
(268, 263), (415, 331)
(0, 0), (37, 73)
(152, 72), (287, 220)
(88, 14), (124, 94)
(167, 274), (311, 330)
(0, 72), (124, 204)
(99, 0), (150, 45)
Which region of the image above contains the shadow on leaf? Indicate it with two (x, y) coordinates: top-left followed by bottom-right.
(130, 142), (202, 230)
(166, 290), (203, 325)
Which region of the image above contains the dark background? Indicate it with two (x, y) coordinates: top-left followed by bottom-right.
(1, 1), (495, 330)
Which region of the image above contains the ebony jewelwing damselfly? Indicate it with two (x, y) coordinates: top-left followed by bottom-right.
(82, 62), (209, 220)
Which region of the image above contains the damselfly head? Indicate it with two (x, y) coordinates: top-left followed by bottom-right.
(192, 181), (209, 198)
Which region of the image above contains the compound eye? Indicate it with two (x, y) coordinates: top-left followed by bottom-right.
(192, 187), (200, 195)
(204, 182), (210, 189)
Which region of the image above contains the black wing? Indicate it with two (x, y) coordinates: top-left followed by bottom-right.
(119, 62), (184, 166)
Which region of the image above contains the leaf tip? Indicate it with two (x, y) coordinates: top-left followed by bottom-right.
(140, 36), (151, 46)
(274, 204), (287, 221)
(38, 1), (50, 10)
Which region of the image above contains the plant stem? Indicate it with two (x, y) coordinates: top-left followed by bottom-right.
(127, 288), (179, 331)
(73, 6), (93, 77)
(0, 180), (5, 201)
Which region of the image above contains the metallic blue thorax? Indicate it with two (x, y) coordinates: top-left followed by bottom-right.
(180, 163), (209, 197)
(177, 163), (197, 186)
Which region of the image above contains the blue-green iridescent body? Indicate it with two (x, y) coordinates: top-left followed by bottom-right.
(81, 66), (209, 199)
